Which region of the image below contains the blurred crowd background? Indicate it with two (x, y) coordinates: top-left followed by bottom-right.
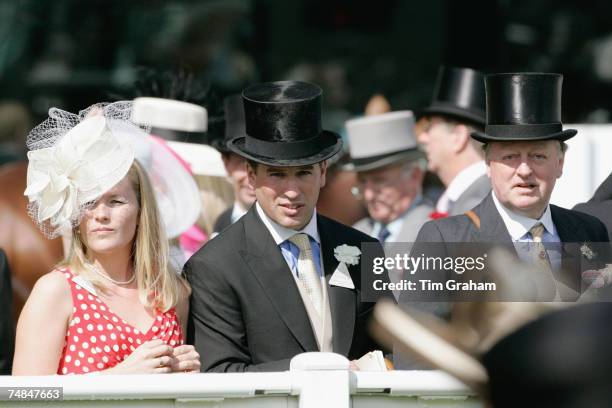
(3, 0), (612, 162)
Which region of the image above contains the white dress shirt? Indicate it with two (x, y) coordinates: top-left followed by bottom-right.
(255, 202), (324, 279)
(436, 161), (487, 212)
(492, 191), (562, 271)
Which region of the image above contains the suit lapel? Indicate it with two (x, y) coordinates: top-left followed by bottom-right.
(318, 217), (355, 356)
(240, 208), (319, 352)
(475, 193), (514, 245)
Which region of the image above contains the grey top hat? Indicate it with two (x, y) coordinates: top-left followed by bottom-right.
(345, 110), (424, 172)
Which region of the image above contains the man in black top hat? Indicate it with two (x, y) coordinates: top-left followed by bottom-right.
(417, 66), (491, 216)
(185, 81), (393, 372)
(211, 95), (256, 234)
(400, 73), (610, 306)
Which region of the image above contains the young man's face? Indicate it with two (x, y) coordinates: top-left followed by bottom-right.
(486, 140), (564, 218)
(222, 152), (256, 209)
(248, 161), (327, 230)
(416, 116), (455, 175)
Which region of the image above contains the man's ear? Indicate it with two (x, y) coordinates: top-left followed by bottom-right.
(221, 153), (231, 172)
(557, 151), (565, 179)
(452, 124), (470, 153)
(319, 160), (328, 188)
(247, 162), (257, 186)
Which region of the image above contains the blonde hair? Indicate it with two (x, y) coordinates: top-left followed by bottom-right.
(61, 160), (190, 311)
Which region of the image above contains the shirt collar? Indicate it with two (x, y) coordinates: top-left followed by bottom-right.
(255, 201), (320, 245)
(437, 161), (487, 212)
(231, 202), (248, 223)
(491, 191), (556, 241)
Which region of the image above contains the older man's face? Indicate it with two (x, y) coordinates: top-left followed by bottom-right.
(486, 140), (564, 218)
(357, 162), (423, 225)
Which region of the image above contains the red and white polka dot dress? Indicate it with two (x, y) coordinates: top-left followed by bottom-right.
(57, 268), (183, 375)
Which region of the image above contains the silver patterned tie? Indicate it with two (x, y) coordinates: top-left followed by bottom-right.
(289, 233), (323, 315)
(529, 222), (559, 299)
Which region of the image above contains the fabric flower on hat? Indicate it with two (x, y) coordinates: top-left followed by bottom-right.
(24, 113), (134, 238)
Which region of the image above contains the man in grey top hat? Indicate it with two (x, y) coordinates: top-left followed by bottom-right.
(417, 66), (490, 216)
(346, 111), (433, 298)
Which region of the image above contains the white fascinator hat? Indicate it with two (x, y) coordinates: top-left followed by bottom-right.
(24, 101), (201, 240)
(24, 102), (136, 238)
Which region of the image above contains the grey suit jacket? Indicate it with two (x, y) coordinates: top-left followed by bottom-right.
(449, 174), (491, 216)
(353, 200), (434, 244)
(354, 200), (433, 300)
(186, 207), (393, 372)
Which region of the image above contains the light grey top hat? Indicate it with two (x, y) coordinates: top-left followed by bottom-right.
(345, 110), (424, 172)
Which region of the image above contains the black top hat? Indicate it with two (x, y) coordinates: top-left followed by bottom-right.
(228, 81), (342, 166)
(211, 94), (246, 153)
(472, 73), (577, 143)
(483, 303), (612, 408)
(419, 66), (486, 125)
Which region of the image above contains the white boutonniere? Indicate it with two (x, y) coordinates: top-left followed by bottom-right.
(580, 243), (596, 260)
(334, 244), (361, 265)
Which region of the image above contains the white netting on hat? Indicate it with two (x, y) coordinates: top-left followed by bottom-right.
(24, 101), (147, 239)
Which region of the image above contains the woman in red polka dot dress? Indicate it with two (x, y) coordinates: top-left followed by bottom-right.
(13, 103), (200, 375)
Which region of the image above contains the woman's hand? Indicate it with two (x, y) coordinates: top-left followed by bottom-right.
(105, 339), (176, 374)
(169, 344), (201, 373)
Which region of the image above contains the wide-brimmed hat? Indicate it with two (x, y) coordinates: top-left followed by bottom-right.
(131, 97), (208, 144)
(25, 101), (202, 240)
(118, 127), (202, 240)
(227, 81), (342, 166)
(210, 94), (246, 154)
(471, 73), (577, 143)
(132, 96), (226, 177)
(344, 111), (424, 172)
(419, 66), (486, 126)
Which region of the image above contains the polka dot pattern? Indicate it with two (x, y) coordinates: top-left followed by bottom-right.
(57, 269), (183, 375)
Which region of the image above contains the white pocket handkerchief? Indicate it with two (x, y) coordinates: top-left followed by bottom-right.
(329, 262), (355, 289)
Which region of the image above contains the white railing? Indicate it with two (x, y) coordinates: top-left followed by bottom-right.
(0, 353), (482, 407)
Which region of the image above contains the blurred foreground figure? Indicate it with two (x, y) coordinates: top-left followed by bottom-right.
(375, 298), (612, 408)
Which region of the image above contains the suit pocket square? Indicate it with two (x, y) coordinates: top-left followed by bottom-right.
(329, 262), (355, 289)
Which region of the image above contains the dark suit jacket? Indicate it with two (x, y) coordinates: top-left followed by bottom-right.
(400, 193), (610, 304)
(0, 249), (14, 374)
(186, 207), (392, 372)
(212, 206), (233, 234)
(574, 172), (612, 242)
